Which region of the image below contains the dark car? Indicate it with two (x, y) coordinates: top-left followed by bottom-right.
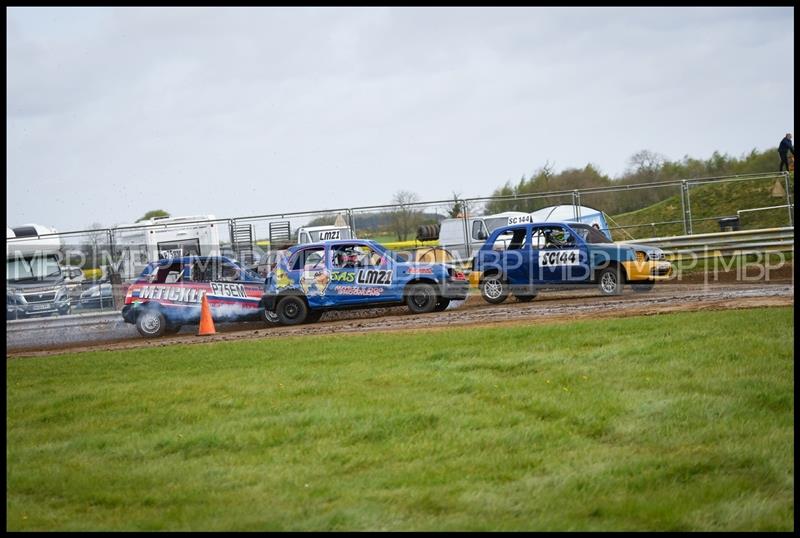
(77, 283), (115, 310)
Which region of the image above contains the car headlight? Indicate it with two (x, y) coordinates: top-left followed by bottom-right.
(55, 287), (69, 301)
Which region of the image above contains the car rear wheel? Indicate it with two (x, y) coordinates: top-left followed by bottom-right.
(406, 283), (438, 314)
(261, 308), (279, 325)
(165, 324), (182, 334)
(480, 274), (509, 304)
(631, 281), (655, 293)
(136, 308), (167, 338)
(434, 298), (451, 312)
(276, 295), (308, 325)
(515, 293), (537, 302)
(597, 266), (624, 296)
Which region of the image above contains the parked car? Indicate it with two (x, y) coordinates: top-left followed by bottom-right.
(77, 282), (115, 310)
(472, 221), (672, 303)
(121, 256), (268, 338)
(261, 239), (470, 325)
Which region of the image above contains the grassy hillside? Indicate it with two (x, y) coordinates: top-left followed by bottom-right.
(7, 308), (794, 531)
(610, 175), (794, 240)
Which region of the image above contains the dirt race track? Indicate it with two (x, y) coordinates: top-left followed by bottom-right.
(8, 276), (794, 359)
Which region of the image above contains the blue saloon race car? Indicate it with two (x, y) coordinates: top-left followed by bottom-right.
(473, 221), (672, 304)
(122, 256), (268, 337)
(261, 239), (470, 325)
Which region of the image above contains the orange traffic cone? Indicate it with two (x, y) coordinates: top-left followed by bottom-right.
(198, 293), (216, 336)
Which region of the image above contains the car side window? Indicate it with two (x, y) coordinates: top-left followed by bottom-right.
(492, 228), (527, 250)
(472, 221), (488, 240)
(332, 244), (382, 269)
(191, 260), (214, 282)
(219, 263), (241, 282)
(291, 248), (325, 271)
(539, 226), (575, 249)
(153, 262), (183, 284)
(531, 229), (547, 249)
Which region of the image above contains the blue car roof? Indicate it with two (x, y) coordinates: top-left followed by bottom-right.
(286, 239), (380, 253)
(493, 221), (581, 233)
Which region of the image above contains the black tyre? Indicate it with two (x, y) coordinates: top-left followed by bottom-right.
(136, 308), (167, 338)
(261, 308), (279, 325)
(406, 283), (438, 314)
(434, 298), (451, 312)
(515, 293), (537, 302)
(276, 295), (308, 325)
(305, 310), (324, 323)
(480, 274), (509, 304)
(631, 281), (655, 293)
(597, 266), (624, 296)
(165, 324), (182, 334)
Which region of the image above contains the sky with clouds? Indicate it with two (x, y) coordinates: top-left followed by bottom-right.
(6, 6), (794, 232)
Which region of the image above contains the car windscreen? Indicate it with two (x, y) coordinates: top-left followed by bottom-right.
(571, 225), (611, 244)
(6, 255), (62, 282)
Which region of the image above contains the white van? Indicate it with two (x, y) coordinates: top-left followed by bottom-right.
(7, 224), (71, 319)
(437, 212), (531, 260)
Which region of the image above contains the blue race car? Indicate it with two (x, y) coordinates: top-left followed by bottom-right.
(261, 239), (470, 325)
(472, 221), (672, 303)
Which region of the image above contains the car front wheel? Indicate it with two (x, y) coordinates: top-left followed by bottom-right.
(406, 283), (438, 314)
(480, 274), (509, 304)
(597, 267), (624, 296)
(136, 308), (167, 338)
(276, 295), (308, 325)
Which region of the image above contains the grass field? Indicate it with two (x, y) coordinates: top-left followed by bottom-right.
(6, 307), (794, 531)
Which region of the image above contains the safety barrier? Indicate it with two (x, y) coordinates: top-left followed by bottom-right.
(619, 227), (795, 261)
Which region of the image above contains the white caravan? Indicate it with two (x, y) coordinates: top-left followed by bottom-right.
(111, 215), (222, 280)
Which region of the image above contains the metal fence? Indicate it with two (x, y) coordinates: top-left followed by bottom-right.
(6, 171), (794, 320)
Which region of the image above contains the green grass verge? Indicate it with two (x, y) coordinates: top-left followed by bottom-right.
(6, 307), (794, 531)
(611, 175), (794, 240)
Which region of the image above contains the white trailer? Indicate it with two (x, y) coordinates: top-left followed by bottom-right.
(111, 215), (222, 280)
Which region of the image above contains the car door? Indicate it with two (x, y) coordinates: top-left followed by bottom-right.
(328, 242), (398, 305)
(286, 246), (329, 309)
(535, 225), (589, 284)
(501, 226), (532, 289)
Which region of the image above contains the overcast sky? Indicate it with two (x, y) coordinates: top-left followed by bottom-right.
(6, 6), (794, 232)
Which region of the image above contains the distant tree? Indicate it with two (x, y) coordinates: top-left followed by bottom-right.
(81, 222), (109, 270)
(137, 209), (170, 222)
(390, 190), (421, 241)
(627, 150), (667, 174)
(447, 192), (463, 218)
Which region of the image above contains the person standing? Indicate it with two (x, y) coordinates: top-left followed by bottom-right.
(779, 133), (794, 172)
